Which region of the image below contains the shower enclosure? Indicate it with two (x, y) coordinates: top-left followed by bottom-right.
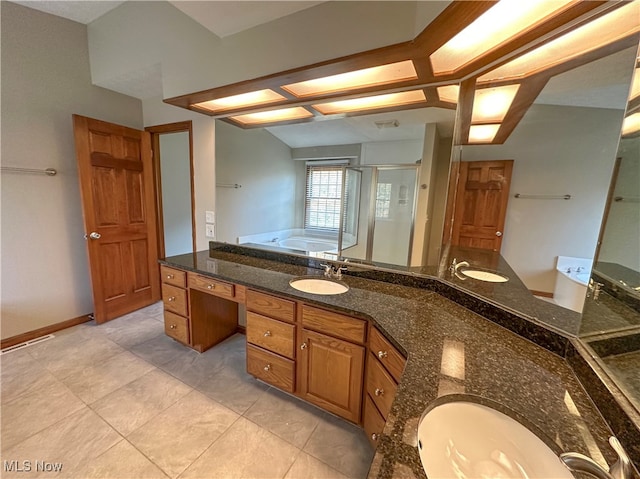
(339, 164), (419, 266)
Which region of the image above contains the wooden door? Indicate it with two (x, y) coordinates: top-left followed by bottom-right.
(451, 160), (513, 252)
(73, 115), (160, 323)
(298, 328), (364, 423)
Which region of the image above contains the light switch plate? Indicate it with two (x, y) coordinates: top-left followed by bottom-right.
(205, 224), (215, 238)
(205, 211), (215, 223)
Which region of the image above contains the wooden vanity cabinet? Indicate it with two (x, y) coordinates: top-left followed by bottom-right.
(245, 290), (296, 392)
(364, 326), (406, 448)
(297, 305), (366, 423)
(160, 265), (406, 435)
(161, 266), (190, 345)
(161, 265), (243, 353)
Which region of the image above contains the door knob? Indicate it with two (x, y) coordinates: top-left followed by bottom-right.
(85, 232), (101, 240)
(495, 231), (503, 237)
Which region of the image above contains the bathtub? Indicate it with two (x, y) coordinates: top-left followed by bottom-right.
(278, 236), (338, 253)
(554, 256), (592, 313)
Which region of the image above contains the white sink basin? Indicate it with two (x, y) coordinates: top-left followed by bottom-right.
(418, 400), (572, 479)
(289, 277), (349, 295)
(461, 269), (509, 283)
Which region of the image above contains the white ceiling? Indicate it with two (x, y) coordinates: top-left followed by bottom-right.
(12, 0), (325, 37)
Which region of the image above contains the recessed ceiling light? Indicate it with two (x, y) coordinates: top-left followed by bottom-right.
(472, 84), (520, 123)
(312, 90), (426, 115)
(622, 112), (640, 136)
(479, 2), (640, 82)
(229, 107), (313, 125)
(193, 89), (286, 113)
(468, 124), (501, 143)
(282, 60), (418, 98)
(437, 85), (460, 104)
(430, 0), (577, 75)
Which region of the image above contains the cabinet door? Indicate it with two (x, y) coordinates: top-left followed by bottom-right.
(298, 329), (364, 423)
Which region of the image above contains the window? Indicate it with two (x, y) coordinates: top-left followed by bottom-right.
(304, 165), (343, 231)
(375, 183), (392, 219)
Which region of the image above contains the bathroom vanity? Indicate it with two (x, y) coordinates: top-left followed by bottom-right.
(159, 244), (637, 478)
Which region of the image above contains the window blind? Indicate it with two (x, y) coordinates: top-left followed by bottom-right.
(304, 165), (344, 231)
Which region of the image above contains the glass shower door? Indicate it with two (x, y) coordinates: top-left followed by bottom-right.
(369, 167), (418, 266)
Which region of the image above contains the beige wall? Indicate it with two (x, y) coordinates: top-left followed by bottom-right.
(1, 3), (143, 339)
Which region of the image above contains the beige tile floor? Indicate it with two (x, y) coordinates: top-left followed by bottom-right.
(1, 302), (374, 479)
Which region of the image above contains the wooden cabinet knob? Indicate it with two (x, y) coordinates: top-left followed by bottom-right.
(375, 388), (385, 397)
(166, 274), (174, 279)
(207, 284), (215, 290)
(264, 330), (272, 337)
(377, 350), (388, 359)
(169, 324), (177, 329)
(168, 297), (176, 302)
(300, 343), (307, 350)
(263, 364), (271, 372)
(371, 433), (379, 441)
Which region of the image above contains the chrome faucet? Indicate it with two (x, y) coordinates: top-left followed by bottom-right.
(587, 278), (604, 301)
(450, 258), (470, 273)
(320, 262), (347, 280)
(560, 437), (632, 479)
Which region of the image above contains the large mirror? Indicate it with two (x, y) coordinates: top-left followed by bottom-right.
(215, 106), (456, 269)
(214, 39), (639, 419)
(579, 61), (640, 410)
(443, 46), (637, 324)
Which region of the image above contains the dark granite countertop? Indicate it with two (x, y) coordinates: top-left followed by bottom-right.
(159, 247), (626, 477)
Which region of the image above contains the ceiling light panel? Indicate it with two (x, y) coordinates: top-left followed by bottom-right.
(193, 89), (286, 112)
(479, 2), (640, 83)
(430, 0), (577, 75)
(622, 112), (640, 136)
(312, 90), (427, 115)
(468, 124), (501, 143)
(230, 107), (313, 126)
(437, 85), (460, 103)
(471, 84), (520, 123)
(282, 60), (418, 98)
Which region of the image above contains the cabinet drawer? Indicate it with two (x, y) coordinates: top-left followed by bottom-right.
(188, 273), (235, 300)
(164, 311), (189, 344)
(246, 344), (294, 393)
(369, 327), (406, 383)
(246, 312), (295, 359)
(246, 290), (295, 323)
(162, 284), (188, 316)
(161, 265), (186, 288)
(366, 354), (397, 420)
(363, 394), (386, 449)
(301, 305), (366, 344)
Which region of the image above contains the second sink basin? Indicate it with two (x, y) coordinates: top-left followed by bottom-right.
(418, 398), (572, 479)
(460, 269), (509, 283)
(289, 277), (349, 295)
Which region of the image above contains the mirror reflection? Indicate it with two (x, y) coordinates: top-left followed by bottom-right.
(215, 107), (456, 268)
(447, 46), (636, 316)
(580, 59), (640, 409)
(214, 38), (639, 420)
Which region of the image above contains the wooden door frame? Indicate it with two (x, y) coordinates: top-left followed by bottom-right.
(145, 121), (196, 259)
